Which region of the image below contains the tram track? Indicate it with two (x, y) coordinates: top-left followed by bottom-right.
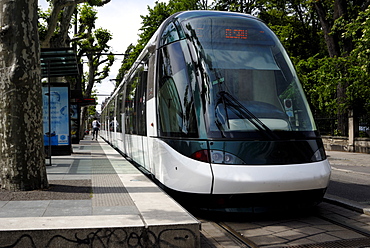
(198, 201), (370, 248)
(215, 221), (258, 248)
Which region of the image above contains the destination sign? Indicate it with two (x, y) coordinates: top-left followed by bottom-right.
(225, 29), (248, 39)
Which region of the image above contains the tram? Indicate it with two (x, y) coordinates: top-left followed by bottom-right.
(101, 10), (331, 209)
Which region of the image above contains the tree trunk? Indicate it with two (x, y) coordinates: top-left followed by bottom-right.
(0, 0), (49, 190)
(313, 1), (340, 58)
(79, 53), (97, 140)
(313, 0), (349, 135)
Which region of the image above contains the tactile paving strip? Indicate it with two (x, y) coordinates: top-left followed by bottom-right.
(92, 174), (135, 207)
(90, 145), (136, 207)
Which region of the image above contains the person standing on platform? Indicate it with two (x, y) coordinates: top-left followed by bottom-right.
(92, 118), (100, 140)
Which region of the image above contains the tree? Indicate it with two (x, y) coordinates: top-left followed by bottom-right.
(114, 0), (370, 138)
(211, 0), (370, 136)
(39, 1), (114, 137)
(39, 0), (111, 48)
(0, 0), (48, 190)
(76, 4), (114, 99)
(214, 0), (261, 14)
(344, 6), (370, 107)
(115, 1), (173, 83)
(310, 0), (370, 135)
(116, 0), (201, 81)
(75, 4), (114, 137)
(257, 0), (326, 59)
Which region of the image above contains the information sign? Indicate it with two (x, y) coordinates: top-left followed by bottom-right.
(42, 85), (70, 146)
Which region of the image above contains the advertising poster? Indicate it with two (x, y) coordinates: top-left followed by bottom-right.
(42, 85), (70, 146)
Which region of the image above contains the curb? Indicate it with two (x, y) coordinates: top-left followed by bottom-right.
(324, 194), (370, 216)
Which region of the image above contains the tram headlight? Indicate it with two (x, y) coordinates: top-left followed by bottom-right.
(210, 150), (246, 164)
(211, 151), (223, 162)
(191, 150), (246, 164)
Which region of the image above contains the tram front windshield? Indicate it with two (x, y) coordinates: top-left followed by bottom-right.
(183, 16), (316, 139)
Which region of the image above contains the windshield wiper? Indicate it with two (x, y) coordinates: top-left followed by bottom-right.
(215, 91), (279, 140)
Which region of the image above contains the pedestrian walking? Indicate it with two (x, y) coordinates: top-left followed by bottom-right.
(92, 118), (100, 140)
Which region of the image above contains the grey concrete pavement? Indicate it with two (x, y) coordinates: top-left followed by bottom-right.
(326, 150), (370, 168)
(0, 137), (200, 247)
(1, 139), (370, 247)
(325, 150), (370, 216)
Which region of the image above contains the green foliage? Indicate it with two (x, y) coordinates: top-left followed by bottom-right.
(79, 4), (98, 28)
(38, 7), (50, 42)
(88, 105), (97, 116)
(117, 0), (200, 78)
(94, 28), (112, 51)
(213, 0), (261, 14)
(261, 1), (327, 58)
(344, 6), (370, 114)
(116, 44), (135, 83)
(76, 25), (114, 86)
(112, 0), (370, 135)
(75, 4), (114, 79)
(296, 4), (370, 120)
(38, 0), (113, 134)
(296, 56), (344, 115)
(139, 2), (170, 41)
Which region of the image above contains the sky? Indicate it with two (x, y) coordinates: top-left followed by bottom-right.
(38, 0), (166, 111)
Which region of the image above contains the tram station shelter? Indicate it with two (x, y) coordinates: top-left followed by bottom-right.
(41, 48), (88, 155)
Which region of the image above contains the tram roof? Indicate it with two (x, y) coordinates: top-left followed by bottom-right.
(169, 10), (259, 23)
(103, 11), (264, 110)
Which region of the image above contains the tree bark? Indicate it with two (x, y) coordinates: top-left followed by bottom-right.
(0, 0), (49, 190)
(41, 0), (85, 48)
(313, 0), (349, 135)
(313, 1), (340, 58)
(41, 0), (112, 48)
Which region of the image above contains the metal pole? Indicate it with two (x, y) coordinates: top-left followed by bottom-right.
(47, 61), (52, 166)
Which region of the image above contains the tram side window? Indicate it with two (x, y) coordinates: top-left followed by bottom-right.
(158, 77), (182, 134)
(101, 108), (106, 131)
(160, 21), (184, 47)
(157, 42), (198, 137)
(135, 70), (147, 136)
(273, 50), (314, 130)
(125, 65), (148, 135)
(113, 92), (123, 132)
(125, 78), (137, 134)
(108, 102), (115, 132)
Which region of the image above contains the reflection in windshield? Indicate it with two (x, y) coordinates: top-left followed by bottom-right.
(215, 90), (280, 139)
(182, 16), (316, 138)
(157, 42), (198, 138)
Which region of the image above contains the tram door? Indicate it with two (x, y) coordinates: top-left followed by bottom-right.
(138, 65), (149, 171)
(120, 112), (126, 154)
(115, 90), (125, 153)
(125, 62), (149, 170)
(145, 53), (156, 174)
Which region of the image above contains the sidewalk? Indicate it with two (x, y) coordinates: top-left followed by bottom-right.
(326, 150), (370, 167)
(1, 140), (369, 247)
(325, 150), (370, 216)
(0, 137), (200, 247)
